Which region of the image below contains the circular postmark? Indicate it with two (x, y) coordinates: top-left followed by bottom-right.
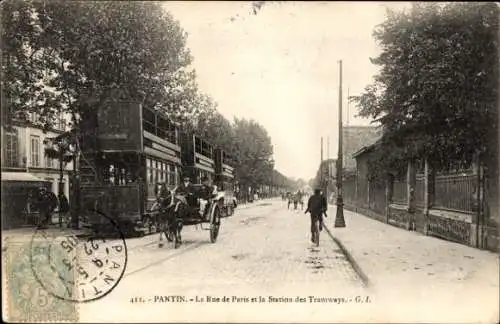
(30, 209), (128, 303)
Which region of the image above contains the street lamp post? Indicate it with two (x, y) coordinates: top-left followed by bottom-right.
(335, 60), (346, 228)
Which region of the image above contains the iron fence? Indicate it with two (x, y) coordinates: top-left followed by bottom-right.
(415, 174), (425, 208)
(392, 180), (407, 205)
(369, 179), (386, 215)
(357, 177), (369, 208)
(343, 175), (356, 205)
(433, 173), (477, 213)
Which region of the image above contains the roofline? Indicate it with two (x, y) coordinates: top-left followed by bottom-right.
(343, 125), (381, 129)
(352, 143), (376, 158)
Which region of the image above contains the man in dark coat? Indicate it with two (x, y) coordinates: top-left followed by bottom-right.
(58, 193), (70, 227)
(36, 187), (58, 228)
(305, 188), (327, 242)
(199, 176), (217, 220)
(176, 176), (193, 195)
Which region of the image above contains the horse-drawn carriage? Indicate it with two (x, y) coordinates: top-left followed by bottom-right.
(154, 183), (222, 249)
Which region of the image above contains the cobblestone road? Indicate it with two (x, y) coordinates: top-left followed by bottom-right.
(79, 200), (371, 323)
(5, 200), (497, 322)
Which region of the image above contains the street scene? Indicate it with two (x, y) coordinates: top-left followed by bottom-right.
(1, 1), (499, 323)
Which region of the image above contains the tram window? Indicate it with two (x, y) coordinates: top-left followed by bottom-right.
(195, 138), (202, 153)
(157, 117), (167, 139)
(175, 167), (180, 185)
(143, 108), (156, 134)
(147, 159), (153, 183)
(167, 164), (175, 186)
(167, 121), (176, 144)
(153, 160), (157, 183)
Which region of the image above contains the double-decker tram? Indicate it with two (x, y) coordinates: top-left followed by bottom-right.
(180, 134), (216, 184)
(214, 148), (237, 216)
(79, 101), (181, 236)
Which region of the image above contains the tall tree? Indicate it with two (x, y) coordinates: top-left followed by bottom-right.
(232, 118), (274, 188)
(194, 97), (234, 154)
(1, 0), (62, 128)
(351, 2), (499, 174)
(2, 0), (200, 131)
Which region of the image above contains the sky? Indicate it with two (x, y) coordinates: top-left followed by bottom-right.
(163, 1), (410, 180)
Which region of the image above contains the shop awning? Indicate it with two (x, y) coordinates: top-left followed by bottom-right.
(1, 172), (49, 182)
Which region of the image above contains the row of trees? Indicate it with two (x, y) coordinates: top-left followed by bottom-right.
(1, 1), (294, 191)
(351, 2), (499, 178)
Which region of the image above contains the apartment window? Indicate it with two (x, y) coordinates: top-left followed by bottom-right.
(45, 154), (53, 168)
(31, 112), (41, 125)
(30, 135), (40, 167)
(4, 132), (19, 167)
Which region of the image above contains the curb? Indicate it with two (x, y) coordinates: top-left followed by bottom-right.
(323, 224), (371, 288)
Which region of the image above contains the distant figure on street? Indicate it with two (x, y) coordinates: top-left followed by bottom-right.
(305, 188), (327, 242)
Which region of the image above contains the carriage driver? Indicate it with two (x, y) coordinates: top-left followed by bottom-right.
(199, 176), (217, 220)
(173, 176), (193, 208)
(177, 176), (193, 195)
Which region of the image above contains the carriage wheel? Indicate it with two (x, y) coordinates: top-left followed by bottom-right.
(209, 206), (221, 243)
(226, 205), (233, 217)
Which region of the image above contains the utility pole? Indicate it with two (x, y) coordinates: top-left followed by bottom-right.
(326, 136), (330, 199)
(346, 87), (350, 127)
(327, 136), (330, 160)
(320, 137), (324, 188)
(335, 60), (346, 228)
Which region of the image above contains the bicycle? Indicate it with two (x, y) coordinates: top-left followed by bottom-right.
(311, 215), (321, 246)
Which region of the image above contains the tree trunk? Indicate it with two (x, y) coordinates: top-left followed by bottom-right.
(59, 151), (64, 195)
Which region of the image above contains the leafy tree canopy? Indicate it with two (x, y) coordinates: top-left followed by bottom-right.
(232, 118), (274, 187)
(1, 0), (295, 190)
(351, 2), (499, 174)
(2, 0), (197, 129)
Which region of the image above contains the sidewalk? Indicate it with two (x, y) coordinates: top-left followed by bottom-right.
(328, 206), (499, 323)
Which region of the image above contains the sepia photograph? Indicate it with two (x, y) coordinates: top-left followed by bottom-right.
(1, 1), (499, 323)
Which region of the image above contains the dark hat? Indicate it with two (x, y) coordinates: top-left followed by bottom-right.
(183, 176), (190, 180)
(314, 188), (321, 194)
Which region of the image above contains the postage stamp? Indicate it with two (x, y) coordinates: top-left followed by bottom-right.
(3, 237), (78, 323)
(2, 209), (128, 322)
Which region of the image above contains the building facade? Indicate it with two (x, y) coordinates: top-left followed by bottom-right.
(342, 125), (382, 172)
(1, 113), (73, 228)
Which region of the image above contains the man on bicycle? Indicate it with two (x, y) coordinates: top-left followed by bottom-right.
(304, 188), (327, 243)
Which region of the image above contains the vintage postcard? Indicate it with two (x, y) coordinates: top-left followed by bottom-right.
(1, 1), (499, 323)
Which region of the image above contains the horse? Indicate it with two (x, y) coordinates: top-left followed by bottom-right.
(156, 183), (183, 249)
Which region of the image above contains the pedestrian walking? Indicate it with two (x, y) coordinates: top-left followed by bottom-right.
(36, 187), (58, 228)
(58, 192), (70, 227)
